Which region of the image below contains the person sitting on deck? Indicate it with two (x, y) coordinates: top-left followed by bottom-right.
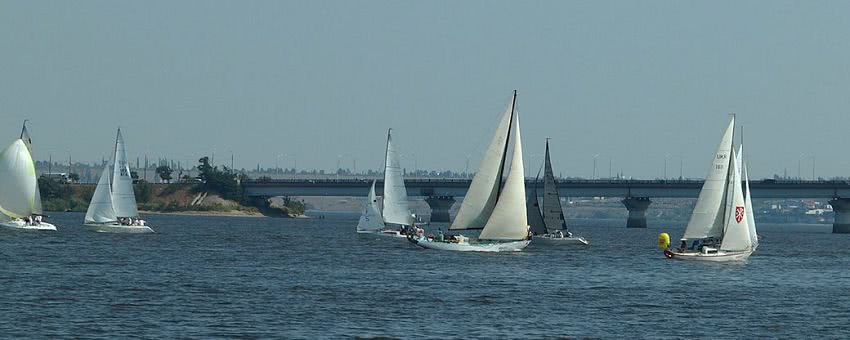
(436, 229), (444, 242)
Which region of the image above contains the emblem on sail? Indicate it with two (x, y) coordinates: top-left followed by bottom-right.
(735, 206), (744, 223)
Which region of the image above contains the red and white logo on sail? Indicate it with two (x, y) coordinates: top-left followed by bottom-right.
(735, 206), (745, 223)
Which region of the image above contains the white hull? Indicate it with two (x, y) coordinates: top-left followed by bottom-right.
(0, 220), (57, 231)
(84, 223), (154, 233)
(408, 235), (530, 252)
(664, 249), (753, 262)
(356, 229), (407, 238)
(534, 234), (589, 245)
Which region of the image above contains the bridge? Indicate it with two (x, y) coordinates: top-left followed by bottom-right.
(242, 178), (850, 233)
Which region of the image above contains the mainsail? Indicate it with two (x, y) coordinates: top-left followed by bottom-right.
(357, 181), (385, 231)
(381, 128), (413, 226)
(479, 107), (528, 240)
(111, 129), (139, 218)
(527, 168), (547, 235)
(542, 140), (568, 234)
(0, 139), (40, 219)
(720, 148), (752, 251)
(20, 123), (43, 215)
(450, 95), (514, 230)
(85, 165), (117, 223)
(682, 117), (735, 240)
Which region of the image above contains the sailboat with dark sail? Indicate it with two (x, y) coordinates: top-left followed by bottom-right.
(527, 139), (588, 245)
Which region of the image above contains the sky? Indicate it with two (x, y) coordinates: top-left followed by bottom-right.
(2, 0), (849, 179)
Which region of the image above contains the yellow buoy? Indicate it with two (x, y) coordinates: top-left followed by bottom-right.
(658, 232), (670, 249)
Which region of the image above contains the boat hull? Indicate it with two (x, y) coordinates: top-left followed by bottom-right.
(664, 249), (753, 262)
(0, 220), (57, 231)
(84, 223), (154, 233)
(408, 236), (530, 252)
(356, 229), (409, 238)
(534, 234), (589, 245)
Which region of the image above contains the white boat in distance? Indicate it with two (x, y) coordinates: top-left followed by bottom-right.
(409, 91), (531, 252)
(83, 128), (153, 233)
(663, 116), (756, 262)
(0, 122), (56, 231)
(356, 128), (414, 238)
(528, 139), (589, 245)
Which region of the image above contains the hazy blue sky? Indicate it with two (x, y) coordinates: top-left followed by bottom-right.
(2, 1), (849, 179)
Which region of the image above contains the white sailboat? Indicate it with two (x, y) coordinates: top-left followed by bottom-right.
(355, 180), (399, 236)
(83, 128), (153, 233)
(663, 117), (755, 262)
(0, 122), (56, 231)
(356, 129), (414, 238)
(409, 91), (531, 252)
(528, 139), (589, 245)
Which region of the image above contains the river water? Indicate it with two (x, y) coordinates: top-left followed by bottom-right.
(1, 212), (848, 338)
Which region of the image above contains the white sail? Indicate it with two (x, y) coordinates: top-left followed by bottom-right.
(85, 165), (117, 223)
(479, 112), (528, 241)
(683, 117), (735, 240)
(0, 139), (40, 218)
(720, 148), (752, 251)
(111, 129), (139, 217)
(19, 124), (43, 215)
(744, 162), (758, 250)
(381, 129), (413, 226)
(356, 181), (385, 232)
(450, 98), (514, 230)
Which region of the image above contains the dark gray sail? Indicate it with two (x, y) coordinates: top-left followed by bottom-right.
(542, 140), (568, 233)
(527, 169), (546, 235)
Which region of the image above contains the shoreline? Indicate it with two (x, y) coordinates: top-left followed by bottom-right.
(139, 210), (266, 218)
(139, 210), (311, 219)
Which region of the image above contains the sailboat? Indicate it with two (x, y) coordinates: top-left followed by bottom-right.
(356, 180), (385, 233)
(528, 139), (589, 245)
(0, 121), (56, 230)
(663, 117), (755, 261)
(409, 91), (531, 252)
(83, 128), (153, 233)
(355, 128), (414, 238)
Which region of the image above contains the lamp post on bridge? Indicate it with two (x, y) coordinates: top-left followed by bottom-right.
(592, 154), (599, 180)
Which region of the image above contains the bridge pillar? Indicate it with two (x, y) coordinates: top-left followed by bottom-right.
(622, 197), (652, 228)
(829, 198), (850, 233)
(425, 196), (456, 223)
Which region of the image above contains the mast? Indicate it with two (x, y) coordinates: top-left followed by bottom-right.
(495, 90), (517, 200)
(20, 120), (28, 140)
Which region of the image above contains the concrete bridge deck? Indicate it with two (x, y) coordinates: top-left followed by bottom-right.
(241, 178), (850, 233)
(242, 178), (850, 199)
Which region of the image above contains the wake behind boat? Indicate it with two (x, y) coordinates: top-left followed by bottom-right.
(83, 128), (153, 233)
(527, 139), (588, 245)
(0, 122), (56, 231)
(410, 90), (531, 252)
(661, 116), (756, 262)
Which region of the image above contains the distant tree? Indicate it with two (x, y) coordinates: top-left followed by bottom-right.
(156, 165), (173, 183)
(134, 180), (153, 203)
(196, 156), (241, 200)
